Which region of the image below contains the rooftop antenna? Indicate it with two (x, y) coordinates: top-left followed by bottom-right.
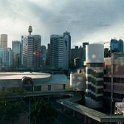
(28, 25), (32, 35)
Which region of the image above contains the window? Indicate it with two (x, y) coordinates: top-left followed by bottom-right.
(48, 85), (51, 91)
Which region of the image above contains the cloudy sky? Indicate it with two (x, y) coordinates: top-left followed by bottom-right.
(0, 0), (124, 48)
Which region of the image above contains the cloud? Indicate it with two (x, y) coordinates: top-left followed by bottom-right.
(0, 0), (124, 47)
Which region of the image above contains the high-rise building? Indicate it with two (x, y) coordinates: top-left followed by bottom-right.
(70, 42), (89, 69)
(0, 34), (8, 48)
(21, 26), (41, 70)
(49, 32), (71, 70)
(85, 43), (104, 108)
(12, 41), (21, 68)
(46, 43), (51, 66)
(110, 39), (123, 53)
(41, 45), (47, 66)
(70, 46), (83, 68)
(0, 48), (12, 68)
(63, 31), (71, 68)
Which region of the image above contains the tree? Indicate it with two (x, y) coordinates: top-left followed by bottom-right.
(0, 99), (26, 124)
(30, 100), (57, 124)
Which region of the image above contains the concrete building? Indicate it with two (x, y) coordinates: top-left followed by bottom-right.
(0, 34), (8, 48)
(104, 53), (124, 102)
(21, 26), (41, 70)
(12, 41), (21, 68)
(70, 69), (86, 92)
(85, 43), (104, 108)
(49, 32), (71, 70)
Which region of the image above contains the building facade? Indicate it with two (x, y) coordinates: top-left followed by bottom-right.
(12, 41), (21, 68)
(104, 53), (124, 102)
(70, 42), (89, 69)
(0, 34), (8, 48)
(70, 46), (83, 68)
(41, 45), (47, 67)
(110, 39), (123, 53)
(46, 43), (51, 67)
(49, 32), (71, 70)
(21, 35), (41, 70)
(0, 48), (12, 68)
(85, 43), (104, 108)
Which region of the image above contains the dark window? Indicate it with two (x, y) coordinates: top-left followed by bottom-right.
(63, 84), (66, 90)
(48, 85), (51, 91)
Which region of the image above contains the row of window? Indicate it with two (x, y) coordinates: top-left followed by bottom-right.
(23, 84), (66, 92)
(87, 76), (103, 86)
(87, 68), (104, 78)
(104, 77), (124, 83)
(87, 63), (104, 67)
(86, 92), (103, 101)
(104, 92), (124, 100)
(87, 84), (103, 94)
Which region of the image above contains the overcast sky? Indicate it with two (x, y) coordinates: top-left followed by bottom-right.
(0, 0), (124, 48)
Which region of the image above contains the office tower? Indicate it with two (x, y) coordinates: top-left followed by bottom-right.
(21, 26), (41, 70)
(12, 41), (21, 68)
(46, 44), (51, 66)
(63, 31), (71, 68)
(41, 45), (47, 66)
(110, 39), (123, 53)
(85, 43), (104, 108)
(0, 34), (8, 48)
(70, 42), (89, 69)
(70, 46), (83, 68)
(50, 32), (71, 70)
(0, 48), (12, 68)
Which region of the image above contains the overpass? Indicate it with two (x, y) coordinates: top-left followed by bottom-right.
(58, 93), (124, 123)
(1, 89), (124, 123)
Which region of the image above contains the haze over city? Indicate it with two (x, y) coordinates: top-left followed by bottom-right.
(1, 0), (124, 47)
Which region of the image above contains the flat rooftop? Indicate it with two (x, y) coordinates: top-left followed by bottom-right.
(0, 72), (69, 86)
(0, 72), (51, 80)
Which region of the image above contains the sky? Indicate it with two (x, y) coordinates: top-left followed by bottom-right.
(1, 0), (124, 48)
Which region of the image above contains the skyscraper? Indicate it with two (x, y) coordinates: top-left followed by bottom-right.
(12, 41), (21, 68)
(49, 32), (71, 70)
(0, 34), (8, 48)
(21, 26), (41, 70)
(41, 45), (47, 66)
(0, 48), (12, 68)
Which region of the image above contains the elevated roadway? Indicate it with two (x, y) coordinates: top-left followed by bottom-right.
(58, 93), (124, 123)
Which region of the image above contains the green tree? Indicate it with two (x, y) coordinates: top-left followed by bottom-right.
(30, 100), (57, 124)
(0, 99), (26, 124)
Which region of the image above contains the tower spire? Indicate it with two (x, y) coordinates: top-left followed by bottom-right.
(28, 25), (32, 35)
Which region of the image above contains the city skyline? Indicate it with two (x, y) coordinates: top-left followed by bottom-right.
(1, 0), (124, 47)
